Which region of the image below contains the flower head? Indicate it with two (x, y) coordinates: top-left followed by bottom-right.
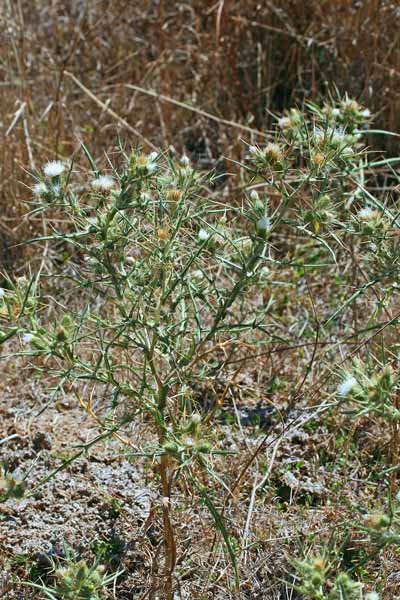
(147, 162), (157, 174)
(264, 142), (284, 164)
(32, 182), (48, 196)
(91, 175), (115, 191)
(337, 376), (357, 397)
(358, 207), (376, 221)
(0, 288), (5, 299)
(257, 216), (271, 232)
(149, 151), (159, 161)
(277, 116), (291, 129)
(313, 127), (325, 143)
(330, 126), (346, 143)
(22, 333), (34, 345)
(198, 229), (210, 241)
(43, 161), (65, 178)
(181, 154), (190, 166)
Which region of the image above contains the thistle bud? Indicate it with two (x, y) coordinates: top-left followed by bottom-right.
(256, 216), (271, 239)
(56, 326), (68, 343)
(166, 188), (181, 202)
(186, 413), (202, 434)
(313, 558), (326, 571)
(157, 227), (170, 241)
(365, 513), (390, 529)
(249, 190), (259, 202)
(196, 441), (212, 453)
(163, 441), (179, 455)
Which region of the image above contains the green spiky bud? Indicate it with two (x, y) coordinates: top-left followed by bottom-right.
(56, 326), (68, 343)
(196, 441), (212, 453)
(163, 441), (179, 455)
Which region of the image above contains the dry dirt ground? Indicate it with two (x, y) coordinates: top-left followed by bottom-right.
(1, 341), (400, 599)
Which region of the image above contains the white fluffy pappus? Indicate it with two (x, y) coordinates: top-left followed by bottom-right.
(337, 376), (357, 397)
(43, 161), (65, 178)
(91, 175), (115, 191)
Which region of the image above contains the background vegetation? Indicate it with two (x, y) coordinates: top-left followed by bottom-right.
(1, 2), (400, 599)
(2, 0), (400, 267)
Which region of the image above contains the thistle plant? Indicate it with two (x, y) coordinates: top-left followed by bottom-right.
(291, 555), (365, 600)
(1, 97), (394, 596)
(6, 147), (275, 597)
(0, 466), (26, 501)
(26, 550), (119, 600)
(337, 361), (398, 422)
(292, 497), (400, 599)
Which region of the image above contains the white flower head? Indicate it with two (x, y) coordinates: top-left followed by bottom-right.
(32, 182), (48, 196)
(337, 376), (357, 397)
(342, 146), (354, 156)
(358, 207), (375, 220)
(198, 228), (210, 241)
(248, 145), (258, 154)
(332, 108), (341, 117)
(180, 154), (190, 166)
(146, 162), (157, 174)
(278, 116), (291, 128)
(330, 126), (346, 143)
(192, 269), (204, 281)
(43, 161), (65, 178)
(362, 108), (371, 118)
(313, 126), (325, 142)
(0, 288), (5, 299)
(365, 593), (379, 600)
(149, 151), (159, 161)
(91, 175), (115, 191)
(257, 216), (271, 231)
(22, 333), (34, 345)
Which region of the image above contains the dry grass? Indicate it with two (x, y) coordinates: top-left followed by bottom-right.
(1, 0), (400, 268)
(1, 2), (400, 599)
